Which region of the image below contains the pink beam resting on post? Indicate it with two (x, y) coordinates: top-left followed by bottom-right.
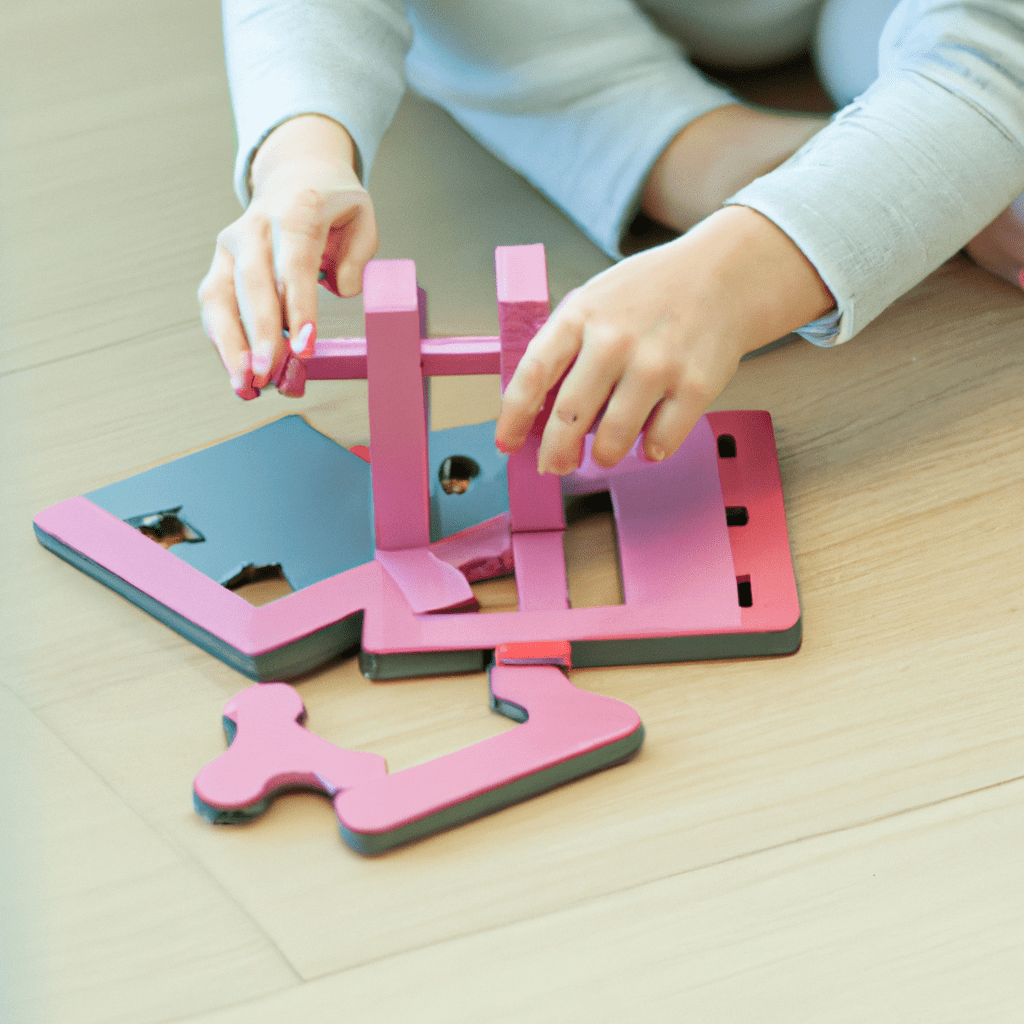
(364, 260), (431, 551)
(495, 244), (565, 535)
(305, 337), (502, 380)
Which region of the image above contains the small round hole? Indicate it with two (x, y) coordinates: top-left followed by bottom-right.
(439, 455), (480, 495)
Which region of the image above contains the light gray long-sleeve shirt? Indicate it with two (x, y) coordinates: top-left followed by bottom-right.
(222, 0), (1024, 345)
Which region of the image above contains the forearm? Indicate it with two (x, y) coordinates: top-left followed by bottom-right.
(681, 205), (835, 354)
(222, 0), (411, 205)
(641, 105), (829, 235)
(727, 0), (1024, 346)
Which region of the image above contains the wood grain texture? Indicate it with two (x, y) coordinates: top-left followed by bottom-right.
(2, 2), (1022, 1023)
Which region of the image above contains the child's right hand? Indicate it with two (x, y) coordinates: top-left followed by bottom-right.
(198, 115), (378, 399)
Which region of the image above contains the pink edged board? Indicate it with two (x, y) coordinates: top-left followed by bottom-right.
(194, 662), (643, 855)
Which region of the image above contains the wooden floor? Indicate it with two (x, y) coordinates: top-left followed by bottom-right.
(3, 3), (1023, 1022)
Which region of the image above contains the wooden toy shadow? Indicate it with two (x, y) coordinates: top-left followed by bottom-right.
(194, 646), (642, 854)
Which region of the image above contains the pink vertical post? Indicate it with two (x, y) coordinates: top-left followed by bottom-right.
(495, 244), (565, 535)
(365, 260), (430, 551)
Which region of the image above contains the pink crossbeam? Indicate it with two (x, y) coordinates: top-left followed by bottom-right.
(305, 337), (502, 380)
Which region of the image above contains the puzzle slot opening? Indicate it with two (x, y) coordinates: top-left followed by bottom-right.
(223, 564), (295, 607)
(126, 507), (204, 549)
(737, 575), (753, 608)
(470, 574), (519, 614)
(564, 491), (625, 609)
(726, 506), (749, 527)
(717, 433), (737, 458)
(438, 454), (480, 495)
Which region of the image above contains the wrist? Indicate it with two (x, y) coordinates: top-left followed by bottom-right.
(684, 205), (834, 354)
(249, 114), (361, 198)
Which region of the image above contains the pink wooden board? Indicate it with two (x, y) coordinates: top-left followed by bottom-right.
(35, 246), (799, 675)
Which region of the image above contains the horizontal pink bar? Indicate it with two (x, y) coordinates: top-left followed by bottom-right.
(305, 337), (501, 380)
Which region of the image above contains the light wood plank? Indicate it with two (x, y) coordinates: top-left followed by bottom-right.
(174, 777), (1024, 1024)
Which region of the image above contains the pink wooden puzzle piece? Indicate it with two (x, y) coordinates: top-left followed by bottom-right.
(364, 260), (430, 552)
(333, 659), (643, 853)
(193, 683), (387, 820)
(364, 259), (477, 614)
(496, 244), (565, 536)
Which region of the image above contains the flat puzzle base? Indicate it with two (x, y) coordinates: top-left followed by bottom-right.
(34, 410), (800, 680)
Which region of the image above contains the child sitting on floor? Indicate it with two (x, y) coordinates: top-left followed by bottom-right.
(199, 0), (1024, 473)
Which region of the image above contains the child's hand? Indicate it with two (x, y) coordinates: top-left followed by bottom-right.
(495, 206), (835, 473)
(198, 115), (377, 399)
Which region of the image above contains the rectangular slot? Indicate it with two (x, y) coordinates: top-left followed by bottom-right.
(725, 506), (749, 527)
(563, 491), (625, 609)
(737, 575), (753, 608)
(470, 575), (519, 614)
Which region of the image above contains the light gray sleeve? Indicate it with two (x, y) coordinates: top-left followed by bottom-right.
(727, 0), (1024, 346)
(403, 0), (736, 257)
(222, 0), (413, 208)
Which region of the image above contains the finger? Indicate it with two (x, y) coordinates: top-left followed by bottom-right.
(198, 246), (260, 400)
(640, 393), (703, 464)
(495, 311), (586, 455)
(589, 352), (675, 468)
(536, 324), (632, 473)
(333, 195), (380, 297)
(222, 219), (288, 389)
(273, 217), (322, 360)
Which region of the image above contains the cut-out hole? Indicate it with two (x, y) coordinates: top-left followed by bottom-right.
(469, 575), (519, 614)
(439, 454), (480, 495)
(224, 564), (294, 607)
(564, 491), (624, 609)
(717, 434), (737, 458)
(737, 575), (753, 608)
(127, 507), (204, 549)
(725, 506), (749, 527)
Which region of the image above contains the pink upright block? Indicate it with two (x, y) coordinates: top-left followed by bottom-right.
(496, 245), (565, 534)
(364, 260), (430, 550)
(194, 683), (387, 816)
(510, 532), (569, 611)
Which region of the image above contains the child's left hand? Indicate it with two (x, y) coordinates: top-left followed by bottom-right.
(495, 206), (835, 474)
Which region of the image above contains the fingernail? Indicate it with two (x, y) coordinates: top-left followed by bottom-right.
(231, 351), (260, 400)
(647, 443), (666, 462)
(277, 353), (307, 398)
(1018, 267), (1024, 290)
(290, 321), (315, 357)
(251, 344), (273, 378)
(495, 437), (509, 454)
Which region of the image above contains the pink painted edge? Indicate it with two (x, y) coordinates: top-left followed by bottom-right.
(34, 497), (255, 649)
